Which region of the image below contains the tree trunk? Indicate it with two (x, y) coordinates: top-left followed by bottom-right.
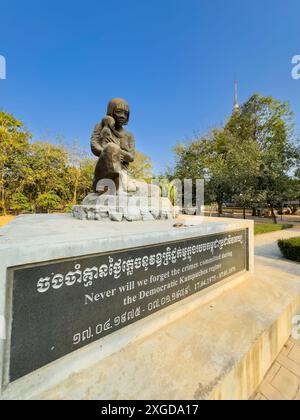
(73, 186), (77, 205)
(218, 201), (223, 217)
(288, 205), (297, 215)
(73, 176), (79, 205)
(252, 207), (257, 217)
(1, 178), (6, 216)
(243, 207), (246, 219)
(270, 206), (277, 224)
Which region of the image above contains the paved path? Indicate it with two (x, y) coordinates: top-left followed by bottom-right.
(253, 227), (300, 400)
(255, 225), (300, 260)
(253, 337), (300, 400)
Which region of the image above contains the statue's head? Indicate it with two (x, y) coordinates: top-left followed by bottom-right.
(107, 98), (130, 127)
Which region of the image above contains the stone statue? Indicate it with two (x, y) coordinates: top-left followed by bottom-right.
(91, 98), (136, 194)
(72, 98), (175, 222)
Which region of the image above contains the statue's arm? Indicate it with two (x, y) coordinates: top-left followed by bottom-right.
(91, 123), (104, 157)
(121, 134), (135, 164)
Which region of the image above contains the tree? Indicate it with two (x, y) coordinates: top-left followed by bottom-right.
(204, 129), (235, 216)
(66, 157), (95, 204)
(9, 193), (31, 215)
(225, 137), (261, 219)
(277, 171), (300, 215)
(227, 94), (299, 223)
(168, 94), (299, 221)
(64, 143), (95, 204)
(172, 140), (207, 181)
(23, 142), (70, 210)
(170, 137), (209, 209)
(35, 192), (62, 213)
(0, 112), (31, 214)
(171, 129), (260, 216)
(128, 151), (154, 181)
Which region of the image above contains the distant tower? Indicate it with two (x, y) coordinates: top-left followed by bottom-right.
(233, 80), (239, 114)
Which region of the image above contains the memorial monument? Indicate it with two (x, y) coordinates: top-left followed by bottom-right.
(0, 97), (261, 401)
(73, 98), (174, 222)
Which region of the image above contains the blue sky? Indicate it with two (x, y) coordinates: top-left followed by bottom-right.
(1, 0), (300, 173)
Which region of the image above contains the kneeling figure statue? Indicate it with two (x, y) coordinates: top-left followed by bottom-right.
(73, 98), (174, 222)
(91, 98), (137, 194)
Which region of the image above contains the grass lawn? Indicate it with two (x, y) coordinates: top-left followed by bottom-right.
(254, 222), (293, 236)
(0, 215), (15, 227)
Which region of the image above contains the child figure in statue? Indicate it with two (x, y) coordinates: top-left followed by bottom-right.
(100, 116), (122, 145)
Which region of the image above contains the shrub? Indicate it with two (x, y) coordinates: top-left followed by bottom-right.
(35, 192), (62, 213)
(10, 193), (31, 215)
(64, 203), (74, 213)
(278, 237), (300, 263)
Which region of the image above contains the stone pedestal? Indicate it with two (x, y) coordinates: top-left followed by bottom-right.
(73, 193), (175, 222)
(0, 215), (257, 400)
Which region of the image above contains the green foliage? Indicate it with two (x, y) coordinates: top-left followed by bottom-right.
(35, 192), (62, 213)
(9, 193), (31, 215)
(128, 151), (154, 181)
(0, 112), (31, 214)
(25, 142), (69, 198)
(169, 93), (300, 221)
(0, 111), (155, 214)
(278, 237), (300, 262)
(66, 157), (95, 204)
(64, 203), (74, 213)
(227, 94), (299, 222)
(254, 223), (293, 236)
(64, 143), (95, 204)
(173, 140), (207, 181)
(158, 178), (178, 205)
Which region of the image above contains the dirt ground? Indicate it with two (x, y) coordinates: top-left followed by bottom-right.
(0, 215), (15, 227)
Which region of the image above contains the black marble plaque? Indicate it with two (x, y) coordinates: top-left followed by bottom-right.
(7, 229), (248, 382)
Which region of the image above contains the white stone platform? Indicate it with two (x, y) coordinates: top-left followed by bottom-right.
(73, 193), (175, 222)
(0, 215), (254, 400)
(38, 266), (300, 400)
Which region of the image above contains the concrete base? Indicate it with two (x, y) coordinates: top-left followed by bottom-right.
(33, 269), (300, 401)
(0, 215), (257, 400)
(73, 194), (175, 222)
